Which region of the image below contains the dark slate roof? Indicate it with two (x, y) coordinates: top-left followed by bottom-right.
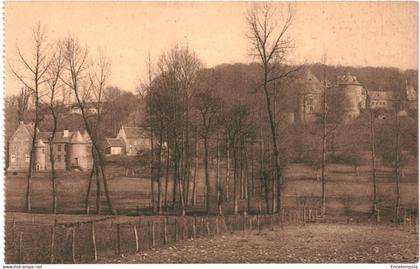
(124, 127), (148, 139)
(38, 131), (74, 143)
(105, 138), (125, 148)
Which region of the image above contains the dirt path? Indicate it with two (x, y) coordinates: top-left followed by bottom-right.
(100, 223), (418, 263)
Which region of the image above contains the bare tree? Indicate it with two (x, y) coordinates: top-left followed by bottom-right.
(84, 49), (112, 214)
(9, 23), (51, 212)
(364, 90), (379, 217)
(45, 42), (65, 214)
(61, 36), (115, 215)
(193, 91), (222, 214)
(17, 87), (32, 122)
(246, 4), (298, 213)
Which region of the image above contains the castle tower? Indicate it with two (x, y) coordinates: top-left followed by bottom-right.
(337, 73), (366, 121)
(67, 131), (93, 171)
(296, 71), (322, 124)
(34, 139), (46, 171)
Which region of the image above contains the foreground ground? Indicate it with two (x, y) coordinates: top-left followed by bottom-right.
(101, 224), (419, 263)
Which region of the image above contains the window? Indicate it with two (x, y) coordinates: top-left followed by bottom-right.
(57, 155), (61, 162)
(11, 154), (16, 163)
(58, 144), (62, 152)
(25, 153), (30, 163)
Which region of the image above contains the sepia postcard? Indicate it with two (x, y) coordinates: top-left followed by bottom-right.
(1, 1), (418, 267)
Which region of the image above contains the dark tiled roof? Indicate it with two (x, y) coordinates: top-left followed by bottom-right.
(124, 127), (148, 139)
(105, 138), (125, 148)
(38, 131), (74, 143)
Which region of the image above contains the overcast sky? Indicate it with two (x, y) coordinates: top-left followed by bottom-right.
(5, 1), (418, 96)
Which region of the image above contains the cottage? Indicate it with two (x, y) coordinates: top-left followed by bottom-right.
(104, 138), (125, 156)
(115, 126), (150, 156)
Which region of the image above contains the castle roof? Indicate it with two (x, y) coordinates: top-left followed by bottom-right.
(70, 130), (88, 144)
(337, 73), (361, 86)
(35, 138), (46, 147)
(297, 70), (322, 94)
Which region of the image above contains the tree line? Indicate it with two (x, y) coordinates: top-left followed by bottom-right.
(8, 4), (417, 222)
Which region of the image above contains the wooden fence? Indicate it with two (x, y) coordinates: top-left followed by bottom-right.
(5, 207), (418, 264)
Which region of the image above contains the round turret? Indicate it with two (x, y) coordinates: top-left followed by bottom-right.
(67, 131), (93, 171)
(337, 73), (366, 120)
(34, 139), (46, 171)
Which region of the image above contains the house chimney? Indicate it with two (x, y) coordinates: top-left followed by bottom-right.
(63, 130), (69, 138)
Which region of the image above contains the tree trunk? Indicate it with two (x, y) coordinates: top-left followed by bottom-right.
(217, 140), (222, 215)
(394, 111), (401, 224)
(233, 143), (238, 214)
(226, 146), (230, 201)
(149, 127), (156, 214)
(321, 80), (328, 217)
(262, 75), (282, 214)
(95, 165), (101, 214)
(204, 135), (210, 214)
(369, 107), (378, 216)
(84, 161), (96, 214)
(49, 109), (58, 214)
(25, 98), (39, 212)
(172, 141), (179, 209)
(164, 138), (170, 210)
(244, 143), (251, 213)
(192, 133), (198, 206)
(157, 120), (164, 215)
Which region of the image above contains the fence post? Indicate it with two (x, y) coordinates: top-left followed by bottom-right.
(206, 217), (210, 236)
(152, 221), (156, 248)
(133, 224), (139, 252)
(257, 215), (260, 234)
(193, 217), (197, 238)
(18, 231), (23, 264)
(222, 216), (228, 233)
(50, 219), (56, 263)
(174, 218), (178, 242)
(270, 214), (273, 231)
(243, 213), (246, 231)
(164, 218), (168, 244)
(11, 217), (15, 247)
(92, 222), (98, 261)
(201, 217), (205, 236)
(72, 227), (76, 263)
(181, 218), (186, 240)
(116, 224), (121, 255)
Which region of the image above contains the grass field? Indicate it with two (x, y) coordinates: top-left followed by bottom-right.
(4, 162), (418, 215)
(101, 223), (419, 263)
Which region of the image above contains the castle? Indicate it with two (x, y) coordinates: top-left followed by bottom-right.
(7, 122), (93, 172)
(296, 72), (414, 124)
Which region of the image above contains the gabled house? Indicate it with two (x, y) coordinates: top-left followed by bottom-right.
(116, 126), (150, 156)
(7, 122), (34, 171)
